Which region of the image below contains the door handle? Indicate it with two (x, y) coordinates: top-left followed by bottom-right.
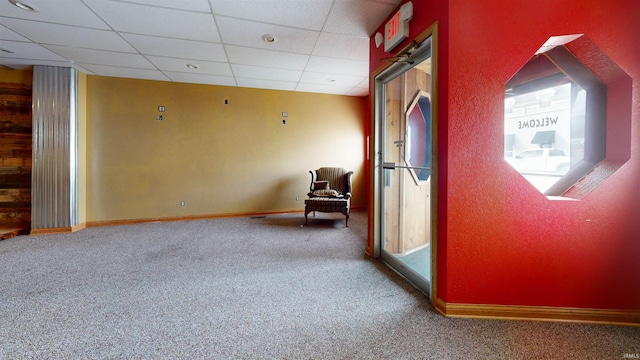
(383, 162), (431, 171)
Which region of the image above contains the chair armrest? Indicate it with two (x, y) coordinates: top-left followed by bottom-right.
(308, 170), (318, 192)
(345, 171), (354, 195)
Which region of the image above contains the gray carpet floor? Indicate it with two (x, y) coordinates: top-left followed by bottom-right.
(1, 211), (638, 359)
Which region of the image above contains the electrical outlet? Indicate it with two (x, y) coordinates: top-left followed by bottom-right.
(158, 115), (163, 121)
(296, 196), (299, 201)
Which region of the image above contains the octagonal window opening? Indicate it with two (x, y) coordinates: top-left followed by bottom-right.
(504, 42), (606, 197)
(405, 90), (432, 184)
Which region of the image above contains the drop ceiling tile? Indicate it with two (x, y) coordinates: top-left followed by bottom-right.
(0, 18), (136, 52)
(347, 87), (368, 96)
(231, 64), (301, 82)
(0, 24), (29, 41)
(312, 33), (369, 61)
(0, 0), (110, 29)
(111, 0), (212, 12)
(209, 0), (333, 31)
(354, 77), (369, 89)
(0, 40), (67, 61)
(348, 77), (370, 96)
(216, 16), (318, 54)
(164, 72), (236, 86)
(295, 83), (352, 95)
(236, 78), (296, 91)
(299, 72), (365, 87)
(80, 64), (170, 81)
(305, 56), (369, 76)
(123, 34), (227, 62)
(45, 45), (156, 69)
(324, 0), (401, 36)
(146, 56), (232, 76)
(83, 0), (220, 42)
(225, 45), (308, 70)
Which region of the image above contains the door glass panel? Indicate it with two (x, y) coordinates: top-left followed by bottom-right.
(378, 39), (433, 295)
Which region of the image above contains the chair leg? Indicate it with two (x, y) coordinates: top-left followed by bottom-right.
(345, 214), (349, 227)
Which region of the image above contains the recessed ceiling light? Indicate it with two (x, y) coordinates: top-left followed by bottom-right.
(261, 34), (277, 44)
(9, 0), (38, 12)
(327, 78), (336, 83)
(186, 63), (199, 69)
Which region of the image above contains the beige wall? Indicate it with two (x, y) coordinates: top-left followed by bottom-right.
(86, 76), (366, 222)
(77, 72), (87, 225)
(0, 68), (32, 85)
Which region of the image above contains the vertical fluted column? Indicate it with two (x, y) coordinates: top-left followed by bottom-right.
(32, 66), (78, 230)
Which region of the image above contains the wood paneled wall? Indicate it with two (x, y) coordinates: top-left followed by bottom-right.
(0, 83), (32, 228)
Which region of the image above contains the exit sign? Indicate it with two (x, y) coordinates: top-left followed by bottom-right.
(384, 2), (413, 52)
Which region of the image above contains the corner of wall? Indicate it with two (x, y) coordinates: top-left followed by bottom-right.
(77, 71), (88, 225)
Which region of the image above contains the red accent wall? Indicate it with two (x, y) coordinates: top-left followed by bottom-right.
(369, 0), (640, 310)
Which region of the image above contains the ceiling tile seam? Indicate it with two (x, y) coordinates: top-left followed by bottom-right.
(300, 70), (367, 79)
(39, 43), (143, 57)
(158, 68), (233, 77)
(116, 31), (223, 45)
(228, 63), (304, 80)
(319, 0), (338, 33)
(118, 32), (225, 73)
(80, 0), (222, 64)
(214, 13), (236, 83)
(162, 71), (235, 82)
(79, 0), (118, 31)
(144, 54), (230, 66)
(211, 14), (326, 33)
(0, 16), (109, 31)
(77, 63), (163, 73)
(77, 0), (156, 72)
(297, 0), (349, 81)
(222, 44), (314, 63)
(107, 0), (214, 15)
(235, 76), (297, 84)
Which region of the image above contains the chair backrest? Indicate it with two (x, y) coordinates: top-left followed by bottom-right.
(315, 167), (351, 195)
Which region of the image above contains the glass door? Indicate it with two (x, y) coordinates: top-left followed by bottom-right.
(375, 38), (433, 296)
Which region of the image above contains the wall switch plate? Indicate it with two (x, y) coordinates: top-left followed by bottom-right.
(158, 106), (165, 112)
(180, 201), (185, 206)
(296, 196), (299, 201)
(282, 112), (288, 117)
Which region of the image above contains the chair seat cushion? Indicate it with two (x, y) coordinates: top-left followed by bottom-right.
(305, 197), (349, 203)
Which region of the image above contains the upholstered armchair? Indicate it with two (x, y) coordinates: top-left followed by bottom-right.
(305, 167), (353, 227)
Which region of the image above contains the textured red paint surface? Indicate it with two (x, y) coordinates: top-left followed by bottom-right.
(369, 0), (640, 310)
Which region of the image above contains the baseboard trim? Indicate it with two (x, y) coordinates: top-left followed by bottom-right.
(30, 222), (86, 235)
(434, 298), (640, 326)
(86, 209), (306, 228)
